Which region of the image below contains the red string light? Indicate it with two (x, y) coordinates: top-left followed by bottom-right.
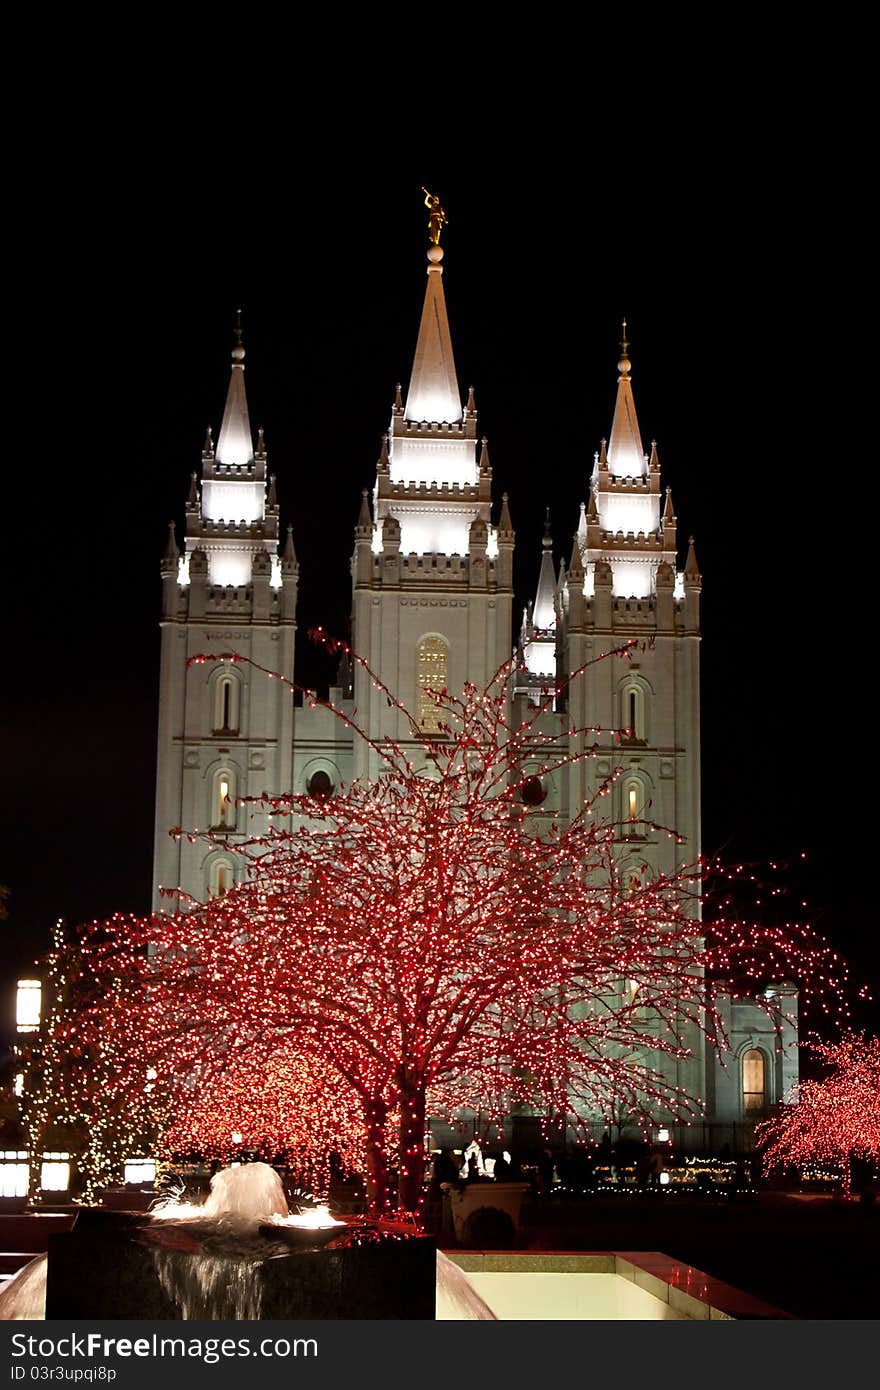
(18, 639), (857, 1216)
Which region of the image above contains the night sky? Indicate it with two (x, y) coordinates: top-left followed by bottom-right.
(3, 164), (872, 1035)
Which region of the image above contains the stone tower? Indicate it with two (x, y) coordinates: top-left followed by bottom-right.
(350, 239), (515, 779)
(152, 321), (298, 910)
(560, 324), (705, 1132)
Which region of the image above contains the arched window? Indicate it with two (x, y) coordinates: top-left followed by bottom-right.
(213, 674), (240, 735)
(620, 681), (648, 742)
(308, 770), (334, 799)
(211, 768), (237, 829)
(417, 635), (449, 733)
(621, 774), (648, 838)
(209, 858), (234, 898)
(521, 775), (548, 807)
(742, 1049), (767, 1117)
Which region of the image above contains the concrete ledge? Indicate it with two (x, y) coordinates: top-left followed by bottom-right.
(446, 1250), (792, 1320)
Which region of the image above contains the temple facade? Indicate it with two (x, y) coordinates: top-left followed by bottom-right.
(152, 226), (795, 1154)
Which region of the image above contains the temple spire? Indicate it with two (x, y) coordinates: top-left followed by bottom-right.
(404, 220), (461, 425)
(532, 509), (557, 630)
(215, 310), (254, 466)
(607, 318), (645, 478)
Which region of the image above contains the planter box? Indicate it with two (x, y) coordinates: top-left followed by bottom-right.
(442, 1183), (530, 1245)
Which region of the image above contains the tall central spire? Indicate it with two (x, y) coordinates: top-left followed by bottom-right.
(403, 243), (462, 425)
(607, 318), (645, 478)
(215, 311), (254, 467)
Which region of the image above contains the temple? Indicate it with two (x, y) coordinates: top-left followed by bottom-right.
(152, 220), (797, 1154)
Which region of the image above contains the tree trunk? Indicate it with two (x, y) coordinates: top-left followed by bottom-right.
(363, 1097), (391, 1215)
(397, 1086), (427, 1217)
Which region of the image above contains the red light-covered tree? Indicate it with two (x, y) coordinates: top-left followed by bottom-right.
(756, 1033), (880, 1197)
(33, 638), (853, 1214)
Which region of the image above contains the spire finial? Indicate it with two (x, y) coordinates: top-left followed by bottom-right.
(203, 425), (214, 456)
(232, 308), (245, 363)
(543, 507), (552, 549)
(618, 317), (630, 378)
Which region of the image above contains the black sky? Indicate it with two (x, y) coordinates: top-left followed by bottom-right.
(1, 159), (872, 1031)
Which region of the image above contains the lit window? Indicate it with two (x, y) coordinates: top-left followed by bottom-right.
(417, 636), (449, 733)
(40, 1152), (71, 1192)
(742, 1049), (766, 1117)
(212, 769), (237, 829)
(0, 1151), (29, 1198)
(16, 980), (41, 1033)
(124, 1159), (156, 1186)
(621, 778), (647, 838)
(209, 859), (234, 898)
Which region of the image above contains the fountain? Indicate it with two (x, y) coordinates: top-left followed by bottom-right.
(0, 1164), (780, 1320)
(0, 1163), (438, 1321)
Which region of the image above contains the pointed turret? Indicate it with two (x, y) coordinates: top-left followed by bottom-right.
(568, 531), (584, 580)
(215, 312), (254, 466)
(404, 244), (461, 424)
(685, 534), (701, 580)
(160, 522), (180, 617)
(353, 489), (373, 587)
(607, 320), (645, 478)
(162, 521), (179, 569)
(356, 488), (373, 536)
(683, 534), (701, 633)
(282, 523), (298, 567)
(663, 485), (675, 522)
(533, 510), (557, 630)
(267, 474), (278, 510)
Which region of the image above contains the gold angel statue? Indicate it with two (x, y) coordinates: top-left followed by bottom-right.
(421, 187), (448, 246)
